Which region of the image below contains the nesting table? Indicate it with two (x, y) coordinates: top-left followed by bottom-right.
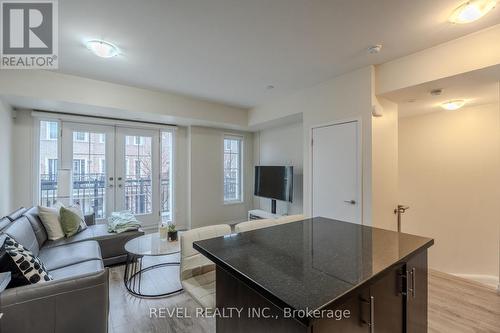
(124, 232), (182, 297)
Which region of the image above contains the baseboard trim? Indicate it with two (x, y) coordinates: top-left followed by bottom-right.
(450, 273), (499, 290)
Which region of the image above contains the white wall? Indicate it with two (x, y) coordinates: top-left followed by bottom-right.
(0, 100), (13, 216)
(189, 126), (254, 228)
(371, 97), (399, 231)
(249, 66), (374, 223)
(0, 70), (249, 129)
(398, 103), (500, 284)
(376, 24), (500, 95)
(174, 127), (189, 230)
(253, 122), (303, 215)
(11, 110), (35, 210)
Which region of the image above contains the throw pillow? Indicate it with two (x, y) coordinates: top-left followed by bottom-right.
(0, 236), (53, 288)
(65, 204), (88, 232)
(38, 203), (65, 240)
(59, 206), (87, 238)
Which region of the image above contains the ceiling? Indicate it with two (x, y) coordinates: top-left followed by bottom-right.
(58, 0), (500, 108)
(383, 65), (500, 117)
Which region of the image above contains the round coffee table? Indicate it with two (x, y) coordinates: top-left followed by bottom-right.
(124, 232), (182, 297)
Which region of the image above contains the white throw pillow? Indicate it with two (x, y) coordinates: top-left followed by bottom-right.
(38, 203), (65, 240)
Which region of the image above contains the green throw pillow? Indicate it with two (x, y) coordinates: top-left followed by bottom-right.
(59, 207), (84, 237)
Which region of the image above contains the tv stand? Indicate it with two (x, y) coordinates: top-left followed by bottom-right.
(271, 199), (277, 214)
(248, 209), (281, 221)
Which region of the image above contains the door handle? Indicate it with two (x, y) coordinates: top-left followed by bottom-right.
(344, 200), (356, 205)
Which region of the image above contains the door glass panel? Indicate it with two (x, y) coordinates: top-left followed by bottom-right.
(125, 135), (152, 215)
(72, 131), (107, 218)
(161, 131), (173, 222)
(39, 120), (59, 206)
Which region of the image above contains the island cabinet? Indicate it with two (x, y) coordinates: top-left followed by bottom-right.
(406, 250), (428, 333)
(316, 251), (428, 333)
(194, 217), (433, 333)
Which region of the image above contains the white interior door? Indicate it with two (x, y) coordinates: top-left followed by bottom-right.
(312, 121), (361, 224)
(61, 122), (115, 222)
(115, 127), (160, 226)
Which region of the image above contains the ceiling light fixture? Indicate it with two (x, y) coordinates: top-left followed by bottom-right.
(367, 44), (382, 54)
(441, 100), (466, 110)
(86, 40), (120, 58)
(449, 0), (497, 24)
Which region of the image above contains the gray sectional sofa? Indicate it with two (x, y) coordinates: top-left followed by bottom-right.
(0, 206), (144, 333)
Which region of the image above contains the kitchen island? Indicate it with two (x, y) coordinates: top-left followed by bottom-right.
(193, 217), (433, 332)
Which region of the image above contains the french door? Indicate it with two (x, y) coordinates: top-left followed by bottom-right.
(60, 123), (161, 226)
(115, 127), (159, 225)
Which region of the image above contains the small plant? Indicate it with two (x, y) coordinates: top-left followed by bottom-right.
(167, 223), (178, 241)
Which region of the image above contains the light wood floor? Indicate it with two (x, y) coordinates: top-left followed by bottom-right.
(108, 256), (499, 333)
(428, 270), (499, 333)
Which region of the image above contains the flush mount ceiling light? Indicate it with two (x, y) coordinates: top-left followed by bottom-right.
(441, 100), (466, 110)
(86, 40), (120, 58)
(449, 0), (497, 24)
(367, 44), (382, 54)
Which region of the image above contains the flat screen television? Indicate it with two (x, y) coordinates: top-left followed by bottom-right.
(254, 166), (293, 202)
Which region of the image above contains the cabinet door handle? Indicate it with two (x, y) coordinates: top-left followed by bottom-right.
(411, 267), (416, 299)
(361, 296), (375, 333)
(369, 296), (375, 333)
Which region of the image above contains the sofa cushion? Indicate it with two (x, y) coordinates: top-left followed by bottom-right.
(23, 206), (49, 246)
(43, 224), (144, 261)
(6, 207), (27, 222)
(3, 216), (40, 257)
(0, 235), (53, 288)
(48, 259), (104, 280)
(38, 240), (102, 271)
(42, 227), (95, 248)
(0, 217), (11, 232)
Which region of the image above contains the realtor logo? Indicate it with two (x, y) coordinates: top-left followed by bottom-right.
(1, 0), (58, 69)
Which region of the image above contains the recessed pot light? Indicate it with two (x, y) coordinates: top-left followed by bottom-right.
(449, 0), (497, 24)
(441, 100), (466, 110)
(86, 40), (120, 58)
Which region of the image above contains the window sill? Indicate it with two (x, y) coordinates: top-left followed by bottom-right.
(223, 200), (244, 206)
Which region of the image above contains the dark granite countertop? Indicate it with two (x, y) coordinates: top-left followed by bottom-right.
(194, 217), (433, 324)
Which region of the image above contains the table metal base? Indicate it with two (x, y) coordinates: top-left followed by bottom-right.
(124, 253), (183, 298)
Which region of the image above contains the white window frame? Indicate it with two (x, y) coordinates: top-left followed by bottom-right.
(160, 129), (175, 223)
(98, 158), (105, 173)
(35, 118), (61, 207)
(32, 112), (177, 226)
(45, 121), (58, 141)
(223, 134), (244, 204)
(74, 131), (89, 142)
(98, 133), (105, 144)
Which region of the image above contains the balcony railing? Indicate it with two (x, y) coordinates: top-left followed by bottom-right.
(40, 173), (171, 220)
